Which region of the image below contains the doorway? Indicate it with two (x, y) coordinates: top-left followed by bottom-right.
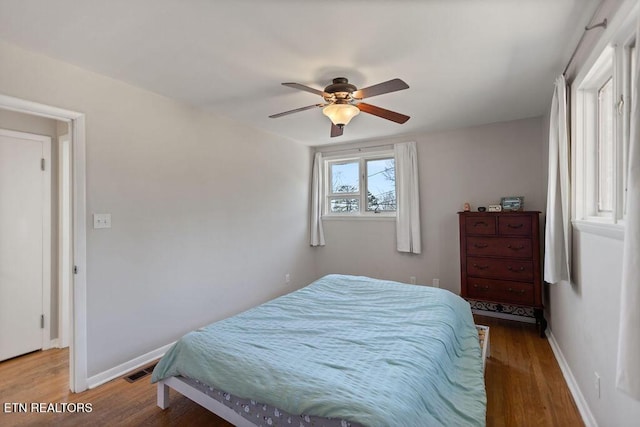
(0, 94), (87, 392)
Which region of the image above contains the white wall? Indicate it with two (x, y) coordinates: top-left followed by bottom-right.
(550, 229), (640, 426)
(0, 40), (316, 377)
(314, 116), (546, 293)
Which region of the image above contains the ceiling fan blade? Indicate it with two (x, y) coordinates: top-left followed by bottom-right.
(269, 104), (324, 118)
(330, 123), (344, 137)
(352, 78), (409, 99)
(282, 82), (328, 97)
(357, 103), (410, 124)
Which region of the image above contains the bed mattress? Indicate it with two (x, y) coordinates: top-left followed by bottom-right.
(152, 274), (487, 426)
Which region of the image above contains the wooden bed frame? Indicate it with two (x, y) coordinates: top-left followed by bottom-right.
(156, 325), (491, 425)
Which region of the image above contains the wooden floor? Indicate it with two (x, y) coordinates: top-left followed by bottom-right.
(477, 315), (583, 427)
(0, 315), (583, 426)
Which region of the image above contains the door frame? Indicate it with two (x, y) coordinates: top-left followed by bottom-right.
(58, 134), (72, 349)
(0, 94), (88, 393)
(0, 128), (51, 354)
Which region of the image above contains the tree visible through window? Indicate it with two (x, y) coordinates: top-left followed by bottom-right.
(330, 161), (360, 213)
(366, 158), (396, 212)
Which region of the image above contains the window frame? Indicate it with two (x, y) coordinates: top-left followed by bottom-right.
(323, 149), (397, 219)
(326, 159), (361, 214)
(596, 75), (614, 216)
(576, 46), (615, 222)
(573, 20), (636, 232)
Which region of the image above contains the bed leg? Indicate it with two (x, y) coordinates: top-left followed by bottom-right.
(157, 381), (170, 409)
(485, 330), (491, 358)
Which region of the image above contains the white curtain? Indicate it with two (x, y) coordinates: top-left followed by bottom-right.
(395, 142), (421, 254)
(310, 152), (325, 246)
(544, 75), (571, 284)
(616, 17), (640, 401)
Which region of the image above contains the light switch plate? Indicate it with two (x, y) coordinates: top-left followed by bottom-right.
(93, 213), (111, 229)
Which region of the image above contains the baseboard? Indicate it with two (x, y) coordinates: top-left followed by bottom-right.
(546, 330), (598, 427)
(471, 309), (536, 324)
(45, 338), (59, 350)
(87, 341), (175, 389)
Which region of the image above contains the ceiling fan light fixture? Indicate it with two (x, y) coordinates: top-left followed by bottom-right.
(322, 103), (360, 127)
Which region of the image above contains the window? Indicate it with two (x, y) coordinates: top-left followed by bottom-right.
(597, 77), (614, 214)
(328, 160), (360, 213)
(575, 27), (636, 226)
(324, 151), (396, 217)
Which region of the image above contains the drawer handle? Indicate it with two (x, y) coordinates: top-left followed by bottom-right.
(473, 263), (489, 270)
(507, 266), (526, 272)
(507, 244), (525, 251)
(474, 221), (489, 227)
(507, 223), (524, 229)
(507, 288), (526, 294)
(473, 243), (489, 249)
(473, 283), (490, 290)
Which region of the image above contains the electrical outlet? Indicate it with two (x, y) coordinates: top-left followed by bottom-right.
(93, 213), (111, 229)
(409, 276), (417, 285)
(432, 278), (440, 288)
(595, 372), (600, 399)
(285, 273), (290, 284)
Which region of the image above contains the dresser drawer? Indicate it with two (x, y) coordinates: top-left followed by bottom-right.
(466, 236), (532, 258)
(498, 215), (532, 236)
(466, 278), (535, 305)
(467, 257), (534, 281)
(464, 216), (496, 235)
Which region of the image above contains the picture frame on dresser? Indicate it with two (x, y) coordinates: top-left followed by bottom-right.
(458, 210), (547, 337)
(500, 196), (524, 211)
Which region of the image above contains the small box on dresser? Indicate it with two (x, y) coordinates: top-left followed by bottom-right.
(458, 211), (546, 336)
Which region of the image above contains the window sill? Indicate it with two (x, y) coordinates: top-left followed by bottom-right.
(322, 215), (396, 221)
(572, 219), (625, 241)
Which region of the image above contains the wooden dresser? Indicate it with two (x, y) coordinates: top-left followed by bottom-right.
(458, 211), (546, 335)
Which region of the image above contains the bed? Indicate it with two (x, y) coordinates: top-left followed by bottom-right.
(152, 274), (487, 426)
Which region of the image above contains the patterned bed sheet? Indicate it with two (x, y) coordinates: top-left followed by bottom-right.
(183, 376), (363, 427)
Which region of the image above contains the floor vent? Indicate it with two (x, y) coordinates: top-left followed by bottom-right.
(124, 363), (158, 383)
(144, 362), (158, 374)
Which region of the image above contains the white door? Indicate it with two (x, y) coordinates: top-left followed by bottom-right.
(0, 129), (51, 362)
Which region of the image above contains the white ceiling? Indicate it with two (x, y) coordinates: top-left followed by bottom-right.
(0, 0), (599, 146)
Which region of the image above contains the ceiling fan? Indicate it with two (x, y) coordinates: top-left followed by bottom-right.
(269, 77), (410, 137)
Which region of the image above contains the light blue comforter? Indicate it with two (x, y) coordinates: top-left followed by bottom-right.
(152, 274), (486, 426)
